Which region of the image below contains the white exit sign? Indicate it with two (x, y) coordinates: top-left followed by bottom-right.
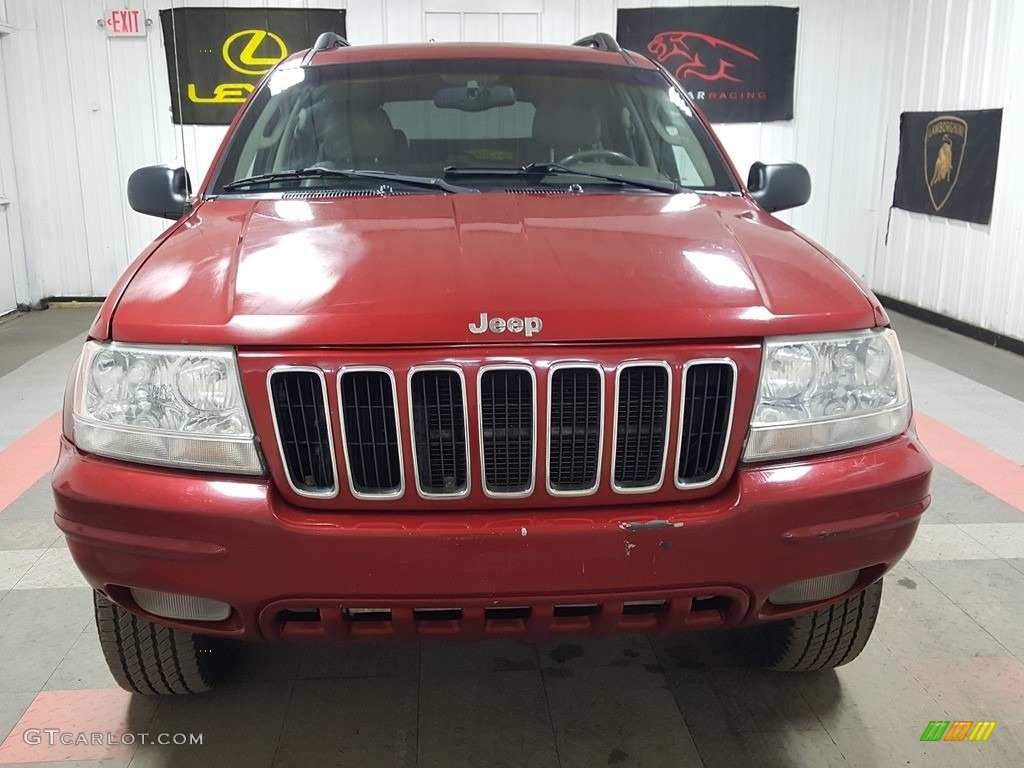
(104, 8), (146, 37)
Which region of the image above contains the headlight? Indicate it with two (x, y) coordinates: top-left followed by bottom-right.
(743, 329), (910, 462)
(72, 341), (263, 474)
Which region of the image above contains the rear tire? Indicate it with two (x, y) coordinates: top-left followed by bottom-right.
(94, 591), (240, 694)
(751, 579), (883, 671)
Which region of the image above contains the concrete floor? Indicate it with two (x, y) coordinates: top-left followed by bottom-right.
(1, 306), (1022, 767)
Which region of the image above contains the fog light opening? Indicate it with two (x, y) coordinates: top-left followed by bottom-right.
(768, 570), (860, 606)
(131, 588), (232, 622)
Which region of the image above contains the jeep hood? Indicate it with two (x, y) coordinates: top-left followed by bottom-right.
(111, 193), (880, 346)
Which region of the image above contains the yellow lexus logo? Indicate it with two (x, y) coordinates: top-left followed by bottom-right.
(222, 30), (288, 76)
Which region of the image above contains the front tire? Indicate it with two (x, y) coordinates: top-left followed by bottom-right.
(94, 591), (239, 694)
(751, 579), (883, 671)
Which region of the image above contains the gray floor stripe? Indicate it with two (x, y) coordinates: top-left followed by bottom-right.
(0, 334), (86, 452)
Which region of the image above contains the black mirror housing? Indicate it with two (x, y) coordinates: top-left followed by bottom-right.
(127, 165), (192, 220)
(747, 162), (811, 213)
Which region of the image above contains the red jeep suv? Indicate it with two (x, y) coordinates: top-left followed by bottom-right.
(52, 33), (932, 694)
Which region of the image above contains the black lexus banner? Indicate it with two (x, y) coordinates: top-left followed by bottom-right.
(616, 6), (798, 123)
(160, 7), (346, 125)
(892, 109), (1002, 225)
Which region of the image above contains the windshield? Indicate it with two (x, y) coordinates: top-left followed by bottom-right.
(211, 57), (738, 194)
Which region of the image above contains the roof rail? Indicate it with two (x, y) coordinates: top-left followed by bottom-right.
(572, 33), (621, 52)
(302, 31), (350, 66)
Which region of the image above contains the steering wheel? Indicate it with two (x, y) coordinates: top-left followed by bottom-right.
(558, 149), (637, 166)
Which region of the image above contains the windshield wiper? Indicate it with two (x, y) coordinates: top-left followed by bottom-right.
(443, 163), (680, 193)
(222, 167), (476, 193)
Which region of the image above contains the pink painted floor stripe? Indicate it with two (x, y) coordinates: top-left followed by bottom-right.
(0, 688), (154, 764)
(0, 413), (62, 514)
(915, 410), (1024, 514)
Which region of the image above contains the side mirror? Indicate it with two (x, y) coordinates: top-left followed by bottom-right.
(127, 165), (192, 220)
(747, 162), (811, 213)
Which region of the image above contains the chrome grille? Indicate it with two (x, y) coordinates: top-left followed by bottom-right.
(338, 369), (403, 498)
(267, 356), (735, 501)
(268, 368), (337, 497)
(409, 369), (469, 497)
(479, 367), (535, 496)
(612, 364), (671, 492)
(677, 361), (736, 487)
(547, 365), (603, 494)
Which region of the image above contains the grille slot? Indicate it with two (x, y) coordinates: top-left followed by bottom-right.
(548, 365), (603, 493)
(623, 600), (667, 615)
(338, 369), (403, 497)
(414, 608), (462, 621)
(677, 361), (736, 487)
(479, 367), (535, 496)
(484, 606), (532, 620)
(344, 608), (391, 622)
(409, 369), (469, 497)
(268, 368), (337, 497)
(613, 364), (671, 492)
(553, 603), (600, 617)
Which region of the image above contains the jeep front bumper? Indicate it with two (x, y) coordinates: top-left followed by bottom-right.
(53, 432), (931, 640)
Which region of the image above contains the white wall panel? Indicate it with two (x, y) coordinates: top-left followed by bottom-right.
(0, 13), (22, 315)
(423, 3), (541, 43)
(874, 0), (1024, 341)
(423, 12), (462, 41)
(1, 0), (353, 305)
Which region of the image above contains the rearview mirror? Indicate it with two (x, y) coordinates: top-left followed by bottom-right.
(434, 82), (516, 113)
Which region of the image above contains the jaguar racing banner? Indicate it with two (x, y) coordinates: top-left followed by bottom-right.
(892, 109), (1003, 225)
(616, 6), (799, 124)
(160, 7), (346, 125)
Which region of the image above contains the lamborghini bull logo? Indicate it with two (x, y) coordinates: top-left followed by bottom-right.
(924, 116), (967, 212)
(647, 31), (760, 83)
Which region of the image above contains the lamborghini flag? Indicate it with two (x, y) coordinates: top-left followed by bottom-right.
(892, 109), (1002, 225)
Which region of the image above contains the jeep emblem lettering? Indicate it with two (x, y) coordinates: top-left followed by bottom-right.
(469, 312), (543, 337)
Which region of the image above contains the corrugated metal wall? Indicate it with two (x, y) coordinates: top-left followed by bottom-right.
(0, 0), (352, 303)
(0, 0), (1021, 340)
(874, 0), (1024, 341)
(0, 0), (22, 315)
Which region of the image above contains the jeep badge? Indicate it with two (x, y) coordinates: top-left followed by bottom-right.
(468, 312), (543, 337)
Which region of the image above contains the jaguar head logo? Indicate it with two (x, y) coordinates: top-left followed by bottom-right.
(647, 31), (760, 84)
